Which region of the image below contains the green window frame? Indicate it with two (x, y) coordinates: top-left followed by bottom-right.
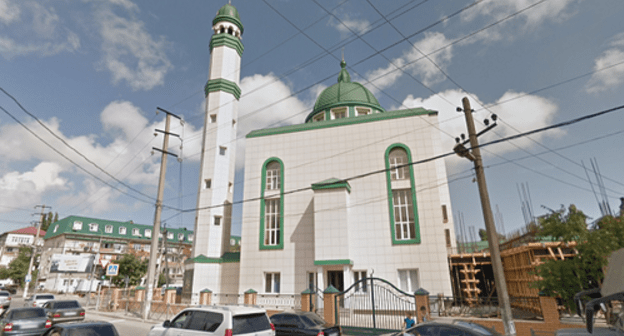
(259, 157), (284, 250)
(385, 144), (421, 244)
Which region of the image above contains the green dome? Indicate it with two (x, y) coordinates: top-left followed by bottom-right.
(213, 3), (244, 34)
(307, 60), (383, 122)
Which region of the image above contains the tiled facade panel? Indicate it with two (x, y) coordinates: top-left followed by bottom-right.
(239, 112), (455, 296)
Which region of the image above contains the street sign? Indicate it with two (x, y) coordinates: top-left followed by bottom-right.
(25, 274), (31, 283)
(106, 263), (119, 277)
(100, 259), (109, 268)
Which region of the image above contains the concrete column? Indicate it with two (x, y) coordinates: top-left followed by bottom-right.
(414, 288), (430, 323)
(301, 289), (312, 312)
(244, 289), (257, 306)
(539, 293), (560, 326)
(153, 287), (162, 301)
(135, 288), (145, 302)
(323, 285), (340, 325)
(112, 288), (121, 311)
(164, 288), (176, 304)
(200, 289), (212, 305)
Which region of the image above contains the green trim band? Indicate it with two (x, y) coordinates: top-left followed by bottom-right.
(185, 252), (240, 264)
(210, 33), (244, 57)
(311, 178), (351, 193)
(248, 108), (436, 138)
(314, 259), (353, 266)
(259, 158), (285, 250)
(385, 143), (421, 245)
(204, 78), (241, 100)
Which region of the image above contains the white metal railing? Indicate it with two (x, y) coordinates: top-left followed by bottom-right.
(257, 294), (301, 310)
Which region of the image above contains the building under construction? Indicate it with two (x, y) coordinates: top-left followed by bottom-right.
(448, 230), (577, 314)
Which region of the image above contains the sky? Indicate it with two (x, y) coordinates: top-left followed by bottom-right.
(0, 0), (623, 240)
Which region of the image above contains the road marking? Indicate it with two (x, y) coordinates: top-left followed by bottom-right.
(108, 319), (126, 323)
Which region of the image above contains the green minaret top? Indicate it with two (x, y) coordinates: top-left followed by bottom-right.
(337, 59), (351, 83)
(213, 3), (244, 34)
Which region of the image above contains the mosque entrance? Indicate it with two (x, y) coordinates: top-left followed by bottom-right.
(327, 270), (344, 291)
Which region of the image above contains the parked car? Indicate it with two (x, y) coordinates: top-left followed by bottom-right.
(384, 321), (501, 336)
(0, 292), (11, 313)
(0, 307), (52, 336)
(23, 296), (54, 309)
(41, 301), (84, 324)
(41, 322), (119, 336)
(270, 311), (340, 336)
(0, 288), (15, 296)
(148, 305), (275, 336)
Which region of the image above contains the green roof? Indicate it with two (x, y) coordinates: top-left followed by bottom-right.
(307, 60), (383, 122)
(186, 252), (241, 264)
(247, 108), (436, 138)
(44, 216), (194, 244)
(212, 3), (244, 34)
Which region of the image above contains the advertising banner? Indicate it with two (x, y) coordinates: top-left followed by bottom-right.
(50, 254), (94, 273)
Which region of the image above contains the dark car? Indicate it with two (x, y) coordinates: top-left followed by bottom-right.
(385, 321), (501, 336)
(0, 308), (52, 336)
(41, 301), (84, 324)
(270, 311), (341, 336)
(41, 322), (119, 336)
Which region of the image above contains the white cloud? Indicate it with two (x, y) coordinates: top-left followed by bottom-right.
(0, 162), (66, 213)
(401, 89), (563, 169)
(97, 5), (172, 91)
(365, 32), (453, 93)
(236, 73), (311, 169)
(0, 0), (21, 24)
(0, 1), (79, 59)
(329, 15), (371, 38)
(586, 32), (624, 94)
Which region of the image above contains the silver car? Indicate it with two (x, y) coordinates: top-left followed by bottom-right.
(23, 296), (54, 309)
(0, 292), (11, 313)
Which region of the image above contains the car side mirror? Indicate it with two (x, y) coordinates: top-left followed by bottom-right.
(163, 320), (171, 328)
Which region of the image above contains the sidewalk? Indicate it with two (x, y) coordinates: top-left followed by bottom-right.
(86, 306), (165, 325)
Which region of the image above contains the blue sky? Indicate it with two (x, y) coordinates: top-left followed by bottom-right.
(1, 0), (623, 240)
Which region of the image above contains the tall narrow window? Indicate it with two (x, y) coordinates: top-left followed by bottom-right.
(265, 273), (281, 293)
(214, 216), (222, 226)
(264, 199), (280, 245)
(266, 161), (280, 190)
(219, 146), (227, 155)
(210, 114), (217, 123)
(260, 158), (284, 250)
(354, 271), (368, 292)
(389, 148), (409, 180)
(445, 229), (452, 247)
(442, 205), (449, 223)
(205, 179), (212, 189)
(385, 144), (420, 244)
(393, 189), (415, 240)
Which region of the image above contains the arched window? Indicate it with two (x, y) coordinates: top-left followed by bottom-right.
(385, 144), (420, 244)
(260, 158), (284, 250)
(228, 27), (233, 35)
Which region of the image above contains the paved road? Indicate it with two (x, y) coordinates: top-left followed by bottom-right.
(8, 293), (159, 336)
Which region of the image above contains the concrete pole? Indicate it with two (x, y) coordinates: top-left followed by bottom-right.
(142, 113), (173, 320)
(461, 97), (515, 336)
(86, 235), (103, 306)
(23, 205), (47, 298)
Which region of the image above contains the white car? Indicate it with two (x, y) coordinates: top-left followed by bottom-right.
(148, 305), (275, 336)
(24, 293), (55, 307)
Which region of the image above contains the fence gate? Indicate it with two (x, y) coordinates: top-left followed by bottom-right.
(335, 277), (415, 334)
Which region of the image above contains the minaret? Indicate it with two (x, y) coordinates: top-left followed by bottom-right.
(186, 3), (243, 301)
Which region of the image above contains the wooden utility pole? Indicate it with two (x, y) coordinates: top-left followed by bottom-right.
(143, 107), (181, 320)
(459, 97), (515, 336)
(23, 205), (50, 298)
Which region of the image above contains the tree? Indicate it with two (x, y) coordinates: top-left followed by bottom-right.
(478, 228), (505, 241)
(112, 254), (147, 287)
(40, 211), (59, 232)
(0, 267), (9, 280)
(532, 205), (624, 310)
(7, 246), (33, 288)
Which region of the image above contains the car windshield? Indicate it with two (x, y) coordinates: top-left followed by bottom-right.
(54, 301), (80, 309)
(301, 313), (326, 326)
(453, 321), (495, 336)
(68, 325), (118, 336)
(232, 313), (271, 335)
(36, 295), (55, 300)
(12, 309), (46, 319)
(0, 292), (9, 297)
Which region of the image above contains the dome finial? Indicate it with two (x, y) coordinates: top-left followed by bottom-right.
(338, 51), (350, 83)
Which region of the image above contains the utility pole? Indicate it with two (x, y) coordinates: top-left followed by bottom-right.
(454, 97), (515, 336)
(143, 107), (182, 320)
(23, 205), (50, 298)
(86, 233), (103, 307)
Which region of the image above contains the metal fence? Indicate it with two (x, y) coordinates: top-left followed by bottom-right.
(257, 294), (301, 310)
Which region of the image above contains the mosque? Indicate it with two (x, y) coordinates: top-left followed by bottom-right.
(183, 3), (456, 304)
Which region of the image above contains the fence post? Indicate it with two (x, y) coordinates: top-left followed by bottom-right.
(539, 291), (560, 327)
(414, 288), (430, 323)
(136, 287), (145, 302)
(437, 293), (444, 316)
(112, 288), (121, 311)
(301, 289), (312, 312)
(200, 289), (212, 305)
(244, 289), (257, 306)
(165, 288), (176, 305)
(323, 285), (340, 326)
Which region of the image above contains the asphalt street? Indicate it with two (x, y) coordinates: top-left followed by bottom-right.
(7, 293), (158, 336)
